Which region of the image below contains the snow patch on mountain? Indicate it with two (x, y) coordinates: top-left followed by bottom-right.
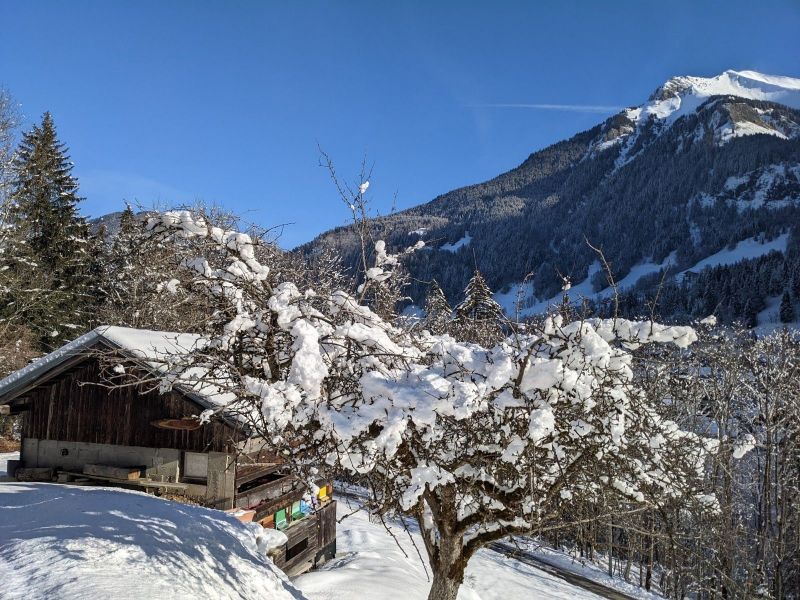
(496, 253), (680, 319)
(646, 70), (800, 123)
(441, 232), (472, 252)
(494, 262), (601, 318)
(692, 163), (800, 212)
(677, 233), (790, 281)
(601, 70), (800, 167)
(717, 119), (788, 143)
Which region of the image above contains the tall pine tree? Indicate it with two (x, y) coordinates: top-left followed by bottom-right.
(4, 112), (96, 348)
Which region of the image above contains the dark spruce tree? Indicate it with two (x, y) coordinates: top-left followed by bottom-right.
(423, 279), (453, 335)
(779, 291), (795, 323)
(5, 112), (96, 348)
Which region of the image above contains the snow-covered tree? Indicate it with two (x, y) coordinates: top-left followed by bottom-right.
(423, 279), (452, 335)
(132, 212), (719, 600)
(2, 113), (96, 348)
(0, 89), (17, 206)
(103, 205), (164, 328)
(454, 269), (505, 345)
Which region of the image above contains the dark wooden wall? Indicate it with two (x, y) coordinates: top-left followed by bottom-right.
(20, 358), (241, 453)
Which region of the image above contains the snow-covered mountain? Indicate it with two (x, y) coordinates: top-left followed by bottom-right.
(589, 70), (800, 166)
(304, 70), (800, 326)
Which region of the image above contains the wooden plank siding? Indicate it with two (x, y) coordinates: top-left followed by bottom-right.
(19, 358), (243, 454)
(272, 501), (337, 575)
(316, 500), (337, 549)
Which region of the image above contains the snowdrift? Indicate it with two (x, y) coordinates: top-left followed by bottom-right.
(0, 482), (306, 600)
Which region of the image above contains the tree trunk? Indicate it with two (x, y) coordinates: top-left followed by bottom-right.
(428, 573), (462, 600)
(427, 534), (467, 600)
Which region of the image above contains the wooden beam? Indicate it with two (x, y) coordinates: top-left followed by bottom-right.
(83, 464), (141, 480)
(150, 417), (203, 431)
(0, 403), (29, 415)
(15, 467), (54, 482)
(60, 470), (188, 491)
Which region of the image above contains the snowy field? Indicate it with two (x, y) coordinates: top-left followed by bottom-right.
(295, 501), (650, 600)
(0, 481), (304, 600)
(0, 465), (660, 600)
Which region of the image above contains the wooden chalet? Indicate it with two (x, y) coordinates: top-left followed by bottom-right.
(0, 326), (336, 576)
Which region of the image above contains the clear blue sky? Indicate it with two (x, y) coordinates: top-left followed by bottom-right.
(2, 1), (799, 248)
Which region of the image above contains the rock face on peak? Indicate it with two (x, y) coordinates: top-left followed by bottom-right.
(302, 71), (800, 327)
(647, 70), (800, 115)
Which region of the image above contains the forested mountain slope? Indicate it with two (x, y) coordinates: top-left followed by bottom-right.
(301, 70), (800, 326)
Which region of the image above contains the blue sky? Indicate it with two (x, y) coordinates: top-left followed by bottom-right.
(2, 1), (799, 248)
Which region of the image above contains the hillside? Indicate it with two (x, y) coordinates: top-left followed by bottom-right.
(301, 70), (800, 325)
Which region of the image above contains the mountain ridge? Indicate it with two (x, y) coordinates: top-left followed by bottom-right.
(302, 70), (800, 327)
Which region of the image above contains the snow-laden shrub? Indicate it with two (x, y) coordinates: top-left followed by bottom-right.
(138, 211), (720, 600)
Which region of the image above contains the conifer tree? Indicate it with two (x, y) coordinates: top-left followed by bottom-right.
(779, 291), (795, 324)
(3, 112), (95, 348)
(101, 204), (171, 328)
(455, 269), (504, 345)
(0, 89), (17, 205)
(423, 279), (452, 335)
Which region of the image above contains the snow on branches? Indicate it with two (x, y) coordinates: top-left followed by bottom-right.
(141, 210), (719, 600)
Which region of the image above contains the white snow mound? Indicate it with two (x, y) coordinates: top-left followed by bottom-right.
(0, 483), (306, 600)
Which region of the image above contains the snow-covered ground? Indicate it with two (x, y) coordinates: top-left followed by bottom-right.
(754, 294), (800, 336)
(512, 539), (665, 600)
(0, 451), (18, 480)
(0, 468), (665, 600)
(0, 482), (304, 600)
(295, 501), (657, 600)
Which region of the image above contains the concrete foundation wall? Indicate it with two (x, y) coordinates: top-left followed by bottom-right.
(20, 439), (236, 504)
(206, 452), (236, 509)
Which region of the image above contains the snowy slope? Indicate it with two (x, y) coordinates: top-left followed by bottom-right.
(644, 70), (800, 123)
(495, 233), (790, 319)
(496, 253), (677, 319)
(754, 294), (800, 336)
(441, 231), (472, 252)
(0, 483), (305, 600)
(677, 233), (789, 280)
(295, 502), (655, 600)
(601, 70), (800, 166)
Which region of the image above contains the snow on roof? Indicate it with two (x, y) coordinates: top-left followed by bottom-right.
(0, 326), (237, 417)
(0, 483), (306, 600)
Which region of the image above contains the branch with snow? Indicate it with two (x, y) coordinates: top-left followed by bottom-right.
(132, 211), (721, 600)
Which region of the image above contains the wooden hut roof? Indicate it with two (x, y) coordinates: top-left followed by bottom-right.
(0, 326), (243, 426)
